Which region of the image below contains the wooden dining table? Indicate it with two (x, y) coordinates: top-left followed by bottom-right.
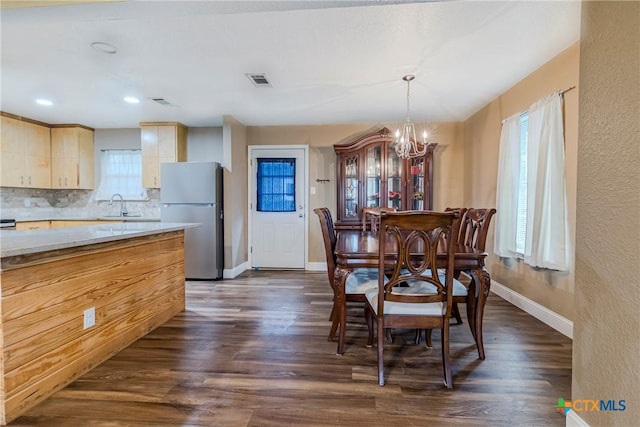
(334, 230), (491, 359)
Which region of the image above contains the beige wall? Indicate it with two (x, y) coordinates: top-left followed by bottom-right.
(246, 123), (464, 263)
(573, 1), (639, 424)
(463, 42), (580, 321)
(222, 115), (248, 270)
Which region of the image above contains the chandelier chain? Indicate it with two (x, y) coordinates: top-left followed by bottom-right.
(394, 75), (429, 159)
(406, 77), (411, 123)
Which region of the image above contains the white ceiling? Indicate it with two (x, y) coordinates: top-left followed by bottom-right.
(0, 0), (581, 129)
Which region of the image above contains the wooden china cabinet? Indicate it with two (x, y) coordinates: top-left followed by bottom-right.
(333, 127), (436, 230)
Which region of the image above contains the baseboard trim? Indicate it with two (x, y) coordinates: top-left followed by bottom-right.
(566, 410), (590, 427)
(491, 280), (573, 339)
(223, 261), (248, 279)
(306, 262), (327, 272)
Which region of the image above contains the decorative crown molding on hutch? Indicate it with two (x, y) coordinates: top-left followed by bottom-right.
(333, 127), (436, 230)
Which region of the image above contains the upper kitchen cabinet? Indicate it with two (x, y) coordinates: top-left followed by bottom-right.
(51, 125), (95, 189)
(0, 113), (51, 188)
(140, 122), (187, 188)
(333, 127), (436, 230)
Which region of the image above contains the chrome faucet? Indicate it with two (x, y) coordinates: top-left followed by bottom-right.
(109, 193), (128, 217)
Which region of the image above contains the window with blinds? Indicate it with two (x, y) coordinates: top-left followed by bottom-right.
(515, 112), (528, 255)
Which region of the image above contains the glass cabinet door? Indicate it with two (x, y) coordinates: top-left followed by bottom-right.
(365, 145), (381, 208)
(386, 145), (402, 210)
(343, 155), (359, 219)
(409, 157), (424, 210)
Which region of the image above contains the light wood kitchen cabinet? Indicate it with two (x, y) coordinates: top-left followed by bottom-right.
(140, 122), (187, 188)
(51, 126), (95, 189)
(0, 114), (51, 188)
(15, 220), (51, 231)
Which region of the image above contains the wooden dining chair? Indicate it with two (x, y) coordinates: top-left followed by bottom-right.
(450, 208), (496, 325)
(314, 208), (378, 352)
(458, 208), (496, 252)
(444, 207), (468, 325)
(362, 207), (397, 232)
(364, 210), (461, 388)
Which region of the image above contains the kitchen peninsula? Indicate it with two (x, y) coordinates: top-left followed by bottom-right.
(0, 222), (195, 425)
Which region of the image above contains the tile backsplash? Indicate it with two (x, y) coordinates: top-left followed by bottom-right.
(0, 187), (161, 219)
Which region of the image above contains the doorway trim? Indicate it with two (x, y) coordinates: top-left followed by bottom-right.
(247, 144), (309, 269)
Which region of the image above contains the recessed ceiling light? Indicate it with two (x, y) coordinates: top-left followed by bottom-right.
(124, 96), (140, 104)
(91, 41), (117, 54)
(35, 99), (53, 106)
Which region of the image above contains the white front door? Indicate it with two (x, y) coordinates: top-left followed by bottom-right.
(250, 147), (306, 269)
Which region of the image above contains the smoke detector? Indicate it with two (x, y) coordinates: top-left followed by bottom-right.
(91, 41), (117, 54)
(246, 73), (272, 87)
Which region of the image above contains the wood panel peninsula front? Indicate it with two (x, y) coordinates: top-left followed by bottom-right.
(0, 222), (195, 424)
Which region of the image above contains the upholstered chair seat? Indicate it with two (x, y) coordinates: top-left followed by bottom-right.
(345, 268), (379, 294)
(364, 277), (466, 316)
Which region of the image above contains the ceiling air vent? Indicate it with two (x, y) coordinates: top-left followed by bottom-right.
(150, 97), (171, 106)
(246, 73), (272, 87)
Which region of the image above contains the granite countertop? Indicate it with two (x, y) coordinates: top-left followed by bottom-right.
(0, 222), (198, 259)
(14, 216), (161, 222)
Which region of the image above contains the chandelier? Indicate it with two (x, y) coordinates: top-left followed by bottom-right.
(394, 75), (430, 159)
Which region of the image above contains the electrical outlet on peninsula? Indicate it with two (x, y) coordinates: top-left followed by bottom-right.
(83, 307), (96, 329)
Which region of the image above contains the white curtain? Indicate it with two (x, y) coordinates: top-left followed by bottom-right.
(524, 92), (570, 270)
(95, 150), (148, 201)
(494, 113), (521, 258)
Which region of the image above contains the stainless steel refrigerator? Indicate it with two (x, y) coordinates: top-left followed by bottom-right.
(161, 161), (223, 280)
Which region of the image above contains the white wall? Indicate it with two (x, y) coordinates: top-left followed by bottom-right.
(187, 127), (223, 163)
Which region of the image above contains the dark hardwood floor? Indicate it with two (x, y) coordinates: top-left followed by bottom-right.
(11, 270), (572, 426)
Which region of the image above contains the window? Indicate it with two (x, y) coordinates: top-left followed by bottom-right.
(256, 158), (296, 212)
(515, 112), (528, 255)
(95, 150), (148, 201)
(495, 92), (570, 271)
